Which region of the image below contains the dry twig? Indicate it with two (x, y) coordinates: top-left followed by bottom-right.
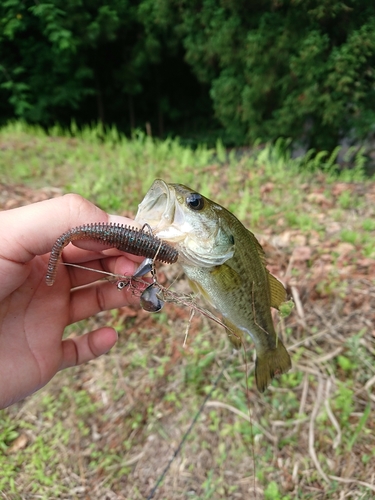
(308, 376), (330, 484)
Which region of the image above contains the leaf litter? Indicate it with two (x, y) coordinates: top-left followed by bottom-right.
(1, 169), (375, 499)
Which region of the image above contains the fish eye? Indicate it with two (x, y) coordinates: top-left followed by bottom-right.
(186, 193), (204, 211)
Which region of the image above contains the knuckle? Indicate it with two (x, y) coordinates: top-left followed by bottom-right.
(62, 193), (103, 222)
(95, 285), (107, 313)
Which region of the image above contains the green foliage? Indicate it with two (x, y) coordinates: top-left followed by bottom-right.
(0, 413), (19, 452)
(170, 0), (375, 149)
(2, 1), (375, 151)
(0, 0), (214, 139)
(264, 480), (290, 500)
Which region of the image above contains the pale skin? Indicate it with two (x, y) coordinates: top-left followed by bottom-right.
(0, 194), (145, 409)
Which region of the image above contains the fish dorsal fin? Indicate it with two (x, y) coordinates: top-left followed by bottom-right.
(246, 229), (267, 265)
(245, 228), (286, 309)
(267, 272), (287, 309)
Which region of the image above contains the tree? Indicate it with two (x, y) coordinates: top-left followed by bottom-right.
(168, 0), (375, 149)
(0, 0), (214, 138)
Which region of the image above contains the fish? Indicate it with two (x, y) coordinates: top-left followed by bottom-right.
(135, 179), (291, 392)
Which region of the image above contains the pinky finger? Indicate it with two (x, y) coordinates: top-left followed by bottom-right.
(59, 327), (118, 370)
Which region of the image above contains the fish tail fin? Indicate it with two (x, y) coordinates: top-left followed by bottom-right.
(255, 339), (292, 393)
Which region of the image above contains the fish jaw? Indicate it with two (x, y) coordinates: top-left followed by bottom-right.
(136, 179), (185, 241)
(136, 179), (235, 267)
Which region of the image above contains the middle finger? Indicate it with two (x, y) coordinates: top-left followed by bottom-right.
(66, 255), (140, 289)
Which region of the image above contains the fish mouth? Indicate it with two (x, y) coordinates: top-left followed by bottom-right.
(135, 179), (188, 242)
(136, 179), (173, 225)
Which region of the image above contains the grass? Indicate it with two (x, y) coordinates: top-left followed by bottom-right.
(1, 121), (375, 499)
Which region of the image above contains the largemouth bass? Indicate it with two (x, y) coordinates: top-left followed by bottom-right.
(135, 179), (291, 392)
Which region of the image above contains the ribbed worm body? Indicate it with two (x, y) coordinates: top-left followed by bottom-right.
(46, 222), (178, 286)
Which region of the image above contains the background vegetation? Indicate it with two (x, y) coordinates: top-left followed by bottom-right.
(0, 122), (374, 498)
(1, 1), (375, 150)
(1, 1), (375, 497)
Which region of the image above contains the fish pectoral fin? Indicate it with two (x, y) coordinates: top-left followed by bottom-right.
(255, 339), (292, 392)
(267, 272), (287, 309)
(187, 278), (207, 298)
(210, 263), (242, 290)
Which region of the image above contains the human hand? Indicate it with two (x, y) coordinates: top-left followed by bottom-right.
(0, 194), (144, 409)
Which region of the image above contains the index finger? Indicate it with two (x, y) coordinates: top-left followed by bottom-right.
(0, 194), (140, 298)
(0, 194), (141, 262)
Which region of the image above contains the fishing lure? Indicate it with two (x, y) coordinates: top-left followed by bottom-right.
(140, 283), (165, 312)
(46, 222), (178, 286)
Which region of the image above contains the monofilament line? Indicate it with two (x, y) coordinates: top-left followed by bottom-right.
(146, 355), (233, 500)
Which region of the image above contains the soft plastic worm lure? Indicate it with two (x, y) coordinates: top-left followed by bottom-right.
(46, 222), (178, 286)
